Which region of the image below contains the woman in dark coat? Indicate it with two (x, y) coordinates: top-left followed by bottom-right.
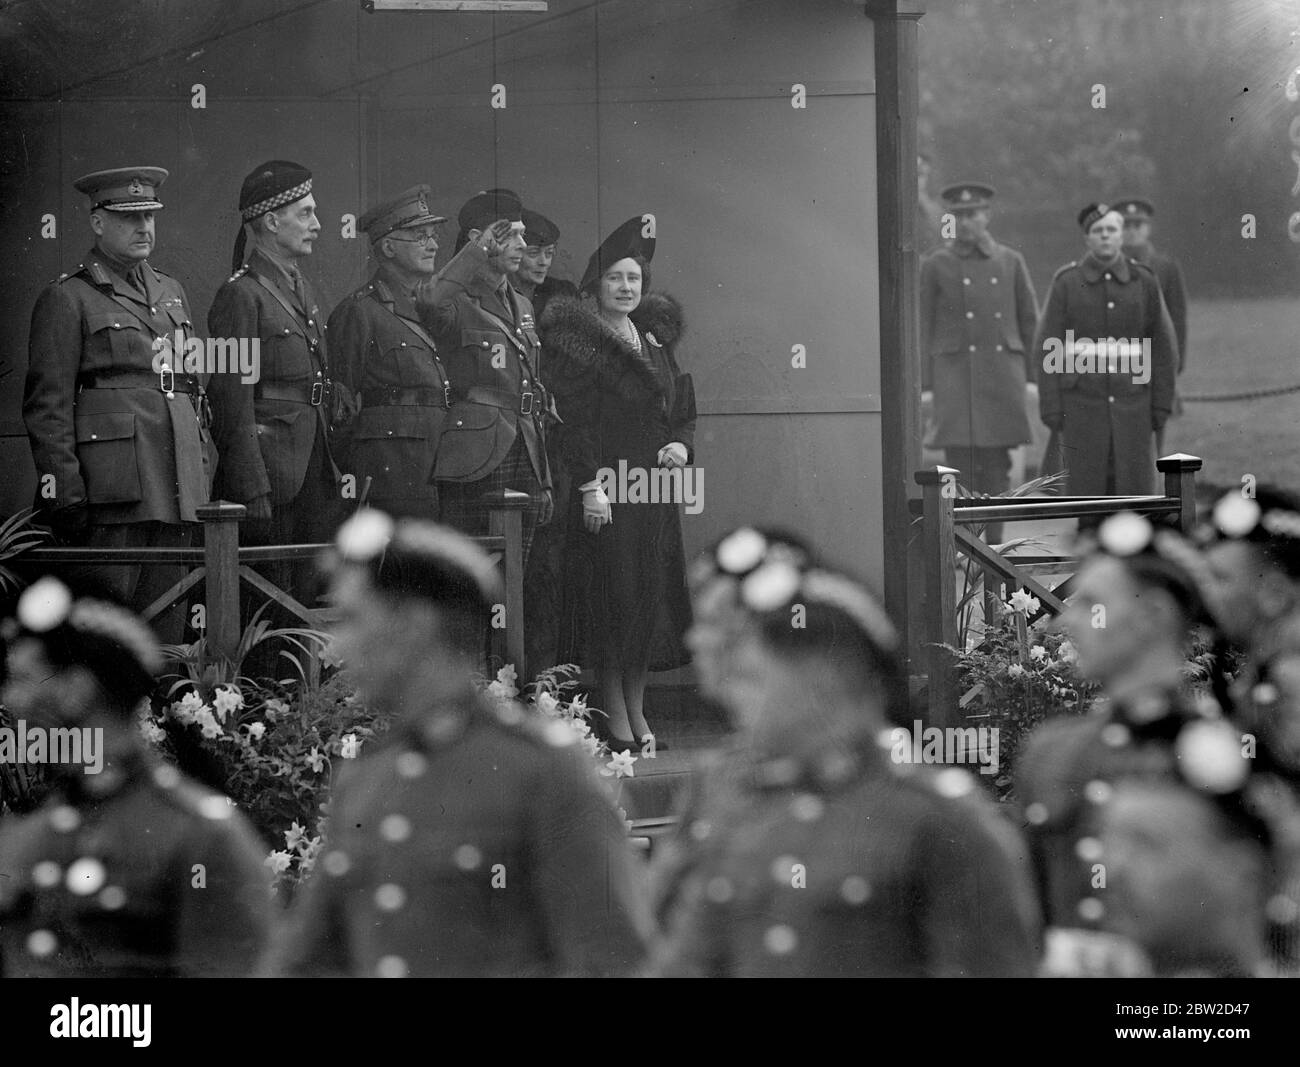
(538, 216), (697, 749)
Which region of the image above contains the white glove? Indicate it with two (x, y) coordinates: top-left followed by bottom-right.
(582, 487), (612, 534)
(657, 441), (688, 469)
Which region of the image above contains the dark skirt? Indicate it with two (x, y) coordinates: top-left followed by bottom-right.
(557, 457), (692, 674)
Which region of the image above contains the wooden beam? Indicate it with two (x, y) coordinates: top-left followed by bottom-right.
(955, 527), (1068, 615)
(868, 0), (924, 671)
(197, 502), (246, 662)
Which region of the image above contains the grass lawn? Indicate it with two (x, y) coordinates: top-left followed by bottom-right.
(1165, 297), (1300, 494)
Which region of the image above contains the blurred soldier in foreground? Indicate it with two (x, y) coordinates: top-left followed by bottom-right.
(0, 577), (270, 976)
(1114, 198), (1189, 455)
(1034, 204), (1178, 498)
(328, 185), (450, 519)
(920, 182), (1038, 542)
(207, 160), (343, 603)
(649, 527), (1041, 977)
(268, 512), (649, 977)
(1016, 511), (1266, 975)
(23, 167), (212, 638)
(417, 188), (553, 567)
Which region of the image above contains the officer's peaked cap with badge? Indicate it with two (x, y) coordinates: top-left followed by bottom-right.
(74, 166), (168, 212)
(521, 208), (561, 248)
(331, 511), (504, 615)
(579, 214), (656, 295)
(457, 187), (523, 234)
(233, 159), (314, 270)
(940, 181), (996, 213)
(1113, 197), (1156, 222)
(359, 184), (447, 243)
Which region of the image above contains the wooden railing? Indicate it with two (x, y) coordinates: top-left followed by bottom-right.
(21, 490), (529, 669)
(911, 454), (1202, 726)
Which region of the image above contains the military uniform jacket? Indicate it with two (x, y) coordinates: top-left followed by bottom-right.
(1033, 253), (1178, 495)
(920, 235), (1039, 448)
(0, 753), (271, 977)
(1016, 691), (1198, 931)
(269, 693), (650, 977)
(416, 244), (551, 488)
(207, 247), (334, 506)
(24, 249), (212, 524)
(327, 265), (450, 518)
(648, 740), (1042, 977)
(1127, 242), (1188, 372)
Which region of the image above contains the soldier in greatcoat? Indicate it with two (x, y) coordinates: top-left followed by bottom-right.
(920, 181), (1038, 541)
(1114, 197), (1191, 455)
(327, 185), (451, 520)
(1034, 203), (1178, 497)
(23, 167), (212, 635)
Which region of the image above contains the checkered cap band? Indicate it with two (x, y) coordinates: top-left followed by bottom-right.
(240, 179), (312, 222)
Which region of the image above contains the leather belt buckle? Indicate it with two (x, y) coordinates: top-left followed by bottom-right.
(310, 381), (325, 406)
(444, 383), (452, 409)
(520, 391), (534, 416)
(159, 365), (175, 397)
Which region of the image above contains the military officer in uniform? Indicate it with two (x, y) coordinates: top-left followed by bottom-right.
(327, 185), (450, 520)
(1034, 204), (1178, 498)
(649, 527), (1041, 977)
(920, 182), (1038, 542)
(23, 167), (212, 637)
(268, 512), (649, 977)
(418, 188), (553, 567)
(0, 576), (271, 977)
(1114, 197), (1190, 455)
(512, 207), (578, 324)
(207, 160), (342, 601)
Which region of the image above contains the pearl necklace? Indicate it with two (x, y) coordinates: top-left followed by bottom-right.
(615, 318), (641, 352)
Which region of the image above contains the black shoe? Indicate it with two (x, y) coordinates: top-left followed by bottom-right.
(605, 735), (637, 754)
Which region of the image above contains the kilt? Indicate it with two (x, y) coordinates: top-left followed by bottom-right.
(436, 435), (546, 569)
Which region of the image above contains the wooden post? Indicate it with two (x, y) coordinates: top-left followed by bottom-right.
(197, 502), (247, 662)
(484, 489), (528, 673)
(915, 465), (958, 727)
(1157, 453), (1202, 533)
(867, 0), (924, 672)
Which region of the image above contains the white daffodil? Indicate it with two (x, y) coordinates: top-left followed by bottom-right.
(603, 750), (637, 778)
(1007, 588), (1041, 615)
(212, 685), (244, 723)
(17, 576), (72, 633)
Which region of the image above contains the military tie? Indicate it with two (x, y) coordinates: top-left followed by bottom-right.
(290, 266), (309, 316)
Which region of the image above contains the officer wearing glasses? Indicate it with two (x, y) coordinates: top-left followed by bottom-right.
(328, 185), (451, 519)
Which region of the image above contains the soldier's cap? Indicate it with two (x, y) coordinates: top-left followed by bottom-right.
(579, 214), (656, 295)
(74, 166), (168, 212)
(1196, 487), (1300, 582)
(521, 208), (561, 248)
(238, 160), (313, 222)
(329, 511), (503, 615)
(359, 184), (448, 242)
(2, 576), (161, 710)
(940, 181), (996, 212)
(457, 187), (523, 234)
(1078, 202), (1122, 231)
(1113, 197), (1155, 222)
